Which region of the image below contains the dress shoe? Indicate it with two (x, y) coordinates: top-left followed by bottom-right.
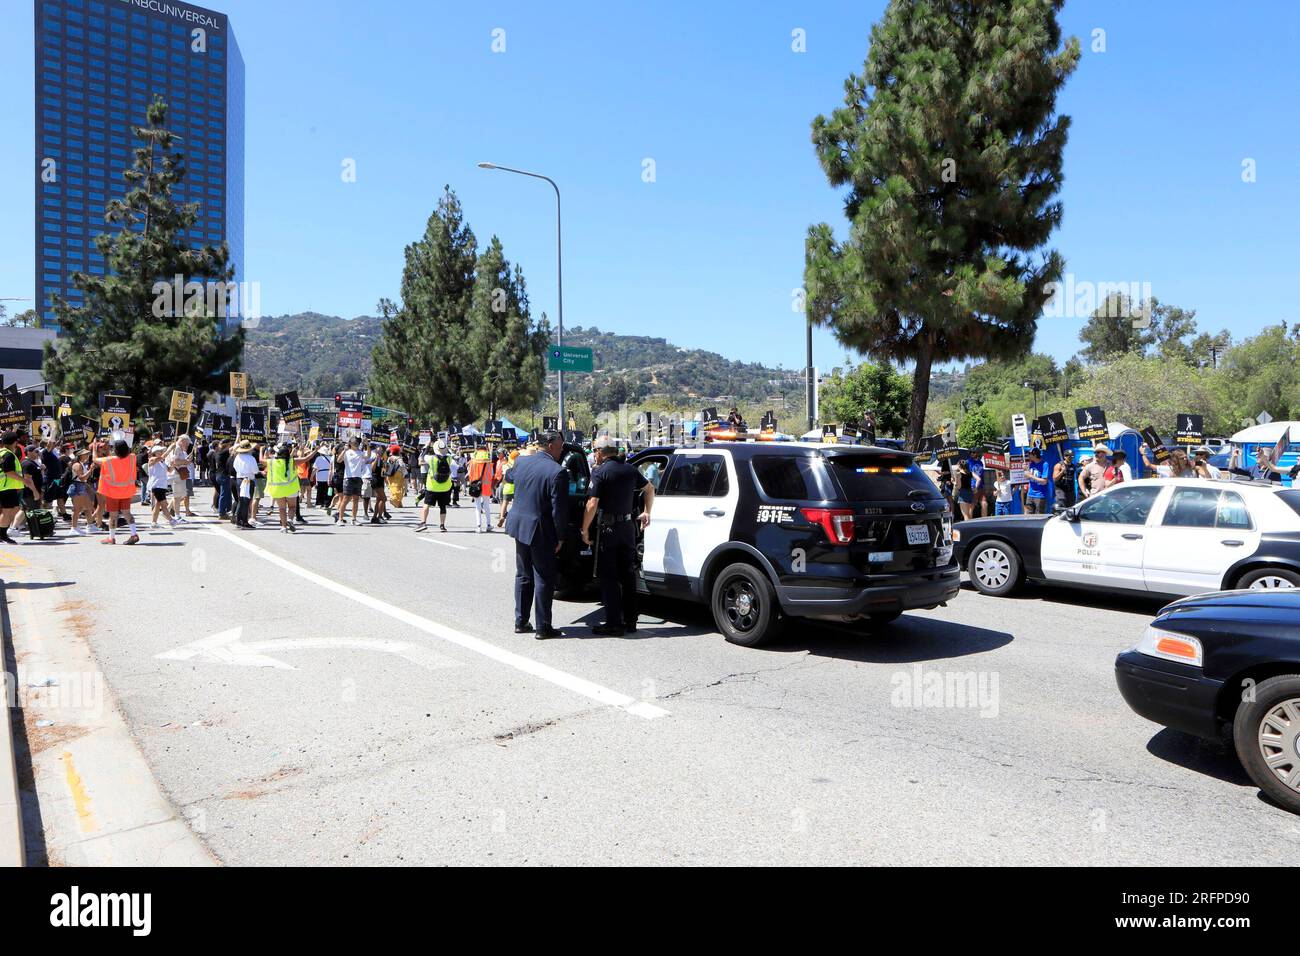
(591, 624), (625, 636)
(534, 627), (564, 640)
(513, 622), (533, 634)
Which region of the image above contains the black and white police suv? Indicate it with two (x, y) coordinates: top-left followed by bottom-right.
(952, 478), (1300, 599)
(626, 443), (959, 647)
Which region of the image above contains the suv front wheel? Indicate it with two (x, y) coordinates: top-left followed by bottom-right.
(711, 563), (782, 647)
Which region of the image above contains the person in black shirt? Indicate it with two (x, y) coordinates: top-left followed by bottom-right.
(581, 437), (655, 636)
(214, 441), (233, 517)
(41, 441), (67, 519)
(22, 445), (45, 507)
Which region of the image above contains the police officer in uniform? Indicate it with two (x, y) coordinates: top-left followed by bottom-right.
(581, 436), (655, 636)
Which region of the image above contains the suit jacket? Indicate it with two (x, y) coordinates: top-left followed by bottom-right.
(505, 453), (569, 548)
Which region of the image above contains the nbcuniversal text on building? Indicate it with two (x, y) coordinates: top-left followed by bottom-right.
(115, 0), (222, 30)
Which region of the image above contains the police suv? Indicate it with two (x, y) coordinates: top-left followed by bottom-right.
(627, 443), (960, 646)
(953, 478), (1300, 599)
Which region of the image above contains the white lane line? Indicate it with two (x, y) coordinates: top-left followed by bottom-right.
(414, 534), (469, 551)
(195, 523), (669, 720)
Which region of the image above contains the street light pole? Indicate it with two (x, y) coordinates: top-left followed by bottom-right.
(806, 316), (814, 432)
(477, 162), (565, 429)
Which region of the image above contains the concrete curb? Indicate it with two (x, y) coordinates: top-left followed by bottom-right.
(5, 563), (215, 867)
(1, 581), (27, 866)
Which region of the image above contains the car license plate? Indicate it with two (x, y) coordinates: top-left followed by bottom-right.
(869, 551), (894, 563)
(906, 524), (930, 546)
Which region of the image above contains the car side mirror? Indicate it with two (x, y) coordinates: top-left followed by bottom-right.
(1062, 508), (1080, 522)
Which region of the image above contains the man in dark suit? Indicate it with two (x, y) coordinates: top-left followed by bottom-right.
(504, 431), (570, 639)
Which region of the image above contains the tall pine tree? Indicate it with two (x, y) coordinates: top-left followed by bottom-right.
(44, 97), (243, 413)
(464, 237), (550, 419)
(805, 0), (1079, 447)
(370, 187), (478, 427)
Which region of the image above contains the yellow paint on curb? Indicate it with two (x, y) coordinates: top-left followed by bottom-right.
(61, 750), (97, 834)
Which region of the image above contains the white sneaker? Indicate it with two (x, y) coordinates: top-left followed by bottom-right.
(150, 521), (160, 530)
(73, 527), (87, 536)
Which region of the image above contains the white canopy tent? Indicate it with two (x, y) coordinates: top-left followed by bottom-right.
(1229, 421), (1300, 445)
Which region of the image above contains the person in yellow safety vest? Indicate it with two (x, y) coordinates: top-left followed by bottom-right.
(414, 438), (454, 533)
(496, 449), (521, 528)
(266, 442), (316, 534)
(94, 438), (140, 545)
(0, 430), (35, 545)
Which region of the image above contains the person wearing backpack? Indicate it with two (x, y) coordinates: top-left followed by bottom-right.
(413, 438), (454, 533)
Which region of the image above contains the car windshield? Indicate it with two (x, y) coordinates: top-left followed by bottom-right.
(826, 454), (941, 501)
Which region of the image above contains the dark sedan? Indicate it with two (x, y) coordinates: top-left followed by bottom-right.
(1115, 589), (1300, 812)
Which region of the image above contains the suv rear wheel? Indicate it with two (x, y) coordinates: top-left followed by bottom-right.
(711, 562), (781, 647)
(1232, 674), (1300, 814)
(967, 540), (1022, 597)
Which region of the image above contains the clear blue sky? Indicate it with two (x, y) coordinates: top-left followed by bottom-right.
(2, 0), (1297, 372)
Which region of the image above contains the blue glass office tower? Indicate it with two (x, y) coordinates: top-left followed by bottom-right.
(34, 0), (244, 332)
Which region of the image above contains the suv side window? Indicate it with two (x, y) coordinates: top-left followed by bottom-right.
(751, 455), (826, 500)
(663, 454), (727, 497)
(1077, 485), (1162, 525)
(635, 455), (670, 492)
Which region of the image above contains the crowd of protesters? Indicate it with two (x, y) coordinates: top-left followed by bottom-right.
(935, 436), (1300, 521)
(0, 427), (528, 544)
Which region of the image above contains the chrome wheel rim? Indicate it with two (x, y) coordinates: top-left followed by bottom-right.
(722, 578), (760, 633)
(973, 547), (1011, 590)
(1258, 698), (1300, 793)
(1250, 574), (1296, 590)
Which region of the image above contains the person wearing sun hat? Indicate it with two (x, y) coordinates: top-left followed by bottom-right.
(231, 438), (259, 529)
(1078, 445), (1109, 499)
(384, 443), (407, 507)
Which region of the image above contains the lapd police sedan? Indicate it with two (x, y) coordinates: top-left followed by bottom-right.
(1116, 589), (1300, 813)
(952, 478), (1300, 599)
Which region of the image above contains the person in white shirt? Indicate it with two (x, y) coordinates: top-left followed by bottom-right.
(232, 439), (260, 529)
(994, 472), (1015, 516)
(335, 438), (369, 526)
(312, 448), (332, 509)
(166, 434), (196, 519)
(1189, 446), (1220, 480)
(146, 446), (178, 528)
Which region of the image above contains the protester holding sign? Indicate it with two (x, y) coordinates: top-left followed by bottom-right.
(1052, 448), (1075, 513)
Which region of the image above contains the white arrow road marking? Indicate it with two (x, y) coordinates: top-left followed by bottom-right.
(191, 524), (669, 719)
(156, 627), (460, 672)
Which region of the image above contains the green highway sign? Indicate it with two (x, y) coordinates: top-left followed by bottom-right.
(547, 346), (594, 373)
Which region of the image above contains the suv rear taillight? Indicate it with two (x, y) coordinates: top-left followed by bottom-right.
(801, 507), (856, 544)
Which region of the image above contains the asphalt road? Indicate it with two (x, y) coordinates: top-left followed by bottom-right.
(8, 490), (1296, 865)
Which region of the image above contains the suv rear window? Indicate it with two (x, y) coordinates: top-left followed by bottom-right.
(751, 455), (835, 500)
(826, 454), (940, 501)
